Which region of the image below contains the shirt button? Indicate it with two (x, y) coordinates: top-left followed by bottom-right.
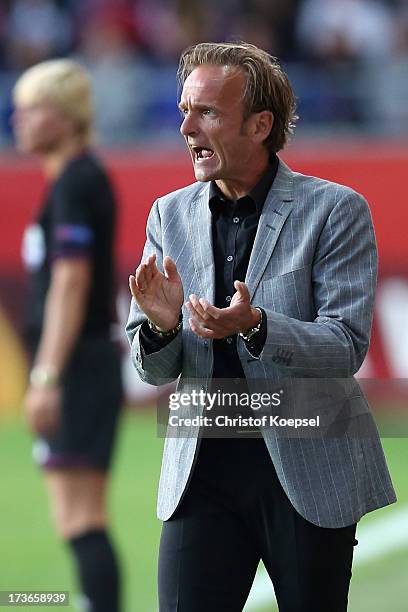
(226, 255), (233, 262)
(225, 295), (232, 303)
(233, 217), (240, 224)
(226, 337), (233, 344)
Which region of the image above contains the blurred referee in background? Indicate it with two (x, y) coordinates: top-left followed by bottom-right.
(13, 59), (122, 612)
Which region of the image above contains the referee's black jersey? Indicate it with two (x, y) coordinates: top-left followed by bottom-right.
(22, 151), (118, 345)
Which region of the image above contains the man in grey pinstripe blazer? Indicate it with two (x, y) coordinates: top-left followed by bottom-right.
(127, 42), (396, 611)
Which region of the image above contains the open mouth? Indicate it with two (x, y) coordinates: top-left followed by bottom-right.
(191, 146), (214, 161)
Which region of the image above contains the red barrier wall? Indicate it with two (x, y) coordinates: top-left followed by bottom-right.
(2, 143), (408, 277)
(1, 143), (407, 392)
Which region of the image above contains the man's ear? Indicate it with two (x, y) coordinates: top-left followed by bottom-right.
(247, 110), (274, 144)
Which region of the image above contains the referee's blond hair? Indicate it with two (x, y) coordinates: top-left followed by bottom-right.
(178, 42), (298, 155)
(13, 59), (93, 146)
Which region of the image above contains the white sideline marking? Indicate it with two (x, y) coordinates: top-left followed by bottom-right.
(244, 505), (408, 611)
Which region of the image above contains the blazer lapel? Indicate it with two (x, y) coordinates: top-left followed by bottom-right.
(189, 183), (215, 303)
(245, 159), (295, 299)
(188, 159), (295, 303)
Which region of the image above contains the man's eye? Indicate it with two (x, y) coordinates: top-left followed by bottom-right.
(202, 109), (215, 116)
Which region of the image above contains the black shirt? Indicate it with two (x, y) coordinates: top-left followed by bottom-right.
(141, 156), (279, 378)
(22, 152), (117, 346)
(209, 156), (278, 379)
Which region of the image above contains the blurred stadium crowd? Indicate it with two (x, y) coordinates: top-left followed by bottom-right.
(0, 0), (407, 146)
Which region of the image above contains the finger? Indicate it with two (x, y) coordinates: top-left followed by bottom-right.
(185, 300), (218, 329)
(129, 275), (146, 302)
(187, 307), (229, 337)
(46, 412), (60, 434)
(198, 298), (222, 320)
(233, 280), (250, 302)
(129, 275), (136, 295)
(135, 253), (155, 276)
(188, 317), (217, 339)
(163, 256), (180, 281)
(135, 254), (158, 289)
(129, 274), (137, 297)
(186, 299), (235, 338)
(135, 264), (148, 291)
(185, 299), (201, 319)
(143, 255), (156, 284)
(32, 409), (48, 435)
(142, 252), (156, 266)
(38, 407), (59, 435)
(188, 294), (207, 319)
(36, 418), (54, 436)
(185, 300), (205, 324)
(144, 253), (159, 279)
(37, 415), (50, 435)
(188, 295), (223, 323)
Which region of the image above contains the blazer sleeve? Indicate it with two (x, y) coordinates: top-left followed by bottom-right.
(125, 199), (183, 385)
(246, 190), (378, 377)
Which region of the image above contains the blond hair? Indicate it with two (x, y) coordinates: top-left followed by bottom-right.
(13, 59), (93, 145)
(178, 42), (298, 154)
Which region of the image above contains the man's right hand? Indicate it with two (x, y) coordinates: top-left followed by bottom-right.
(129, 254), (184, 331)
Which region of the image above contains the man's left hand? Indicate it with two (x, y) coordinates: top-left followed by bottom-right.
(186, 280), (260, 339)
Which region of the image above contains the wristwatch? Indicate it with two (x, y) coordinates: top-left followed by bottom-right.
(239, 308), (262, 342)
(29, 364), (59, 388)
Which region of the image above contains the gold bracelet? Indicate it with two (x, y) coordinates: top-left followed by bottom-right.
(148, 314), (183, 338)
(239, 307), (263, 342)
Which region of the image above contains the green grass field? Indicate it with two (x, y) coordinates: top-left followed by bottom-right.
(0, 410), (407, 611)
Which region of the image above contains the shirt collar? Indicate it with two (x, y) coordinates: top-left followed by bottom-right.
(209, 154), (278, 217)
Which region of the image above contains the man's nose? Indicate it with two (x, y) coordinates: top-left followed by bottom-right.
(180, 112), (198, 137)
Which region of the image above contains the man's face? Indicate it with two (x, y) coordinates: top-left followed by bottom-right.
(179, 64), (259, 184)
(12, 100), (68, 154)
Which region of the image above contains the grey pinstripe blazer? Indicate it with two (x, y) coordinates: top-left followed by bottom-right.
(126, 159), (396, 527)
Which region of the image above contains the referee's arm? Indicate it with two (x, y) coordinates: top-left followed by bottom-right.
(25, 258), (91, 435)
(34, 258), (91, 373)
